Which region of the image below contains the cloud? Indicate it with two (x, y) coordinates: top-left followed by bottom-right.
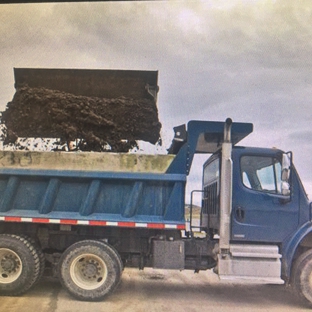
(1, 1), (312, 122)
(289, 130), (312, 142)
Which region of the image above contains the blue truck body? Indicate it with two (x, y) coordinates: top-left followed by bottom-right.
(0, 167), (186, 229)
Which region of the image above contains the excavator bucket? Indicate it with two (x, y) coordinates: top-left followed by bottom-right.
(13, 68), (159, 101)
(2, 68), (161, 152)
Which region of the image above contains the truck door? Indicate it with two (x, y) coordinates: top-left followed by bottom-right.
(231, 151), (299, 242)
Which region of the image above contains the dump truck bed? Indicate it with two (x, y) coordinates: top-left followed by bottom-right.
(0, 151), (185, 229)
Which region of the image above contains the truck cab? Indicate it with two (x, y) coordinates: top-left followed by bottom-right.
(200, 138), (312, 295)
(202, 146), (310, 245)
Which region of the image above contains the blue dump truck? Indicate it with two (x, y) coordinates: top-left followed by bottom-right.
(0, 118), (312, 305)
(0, 71), (312, 306)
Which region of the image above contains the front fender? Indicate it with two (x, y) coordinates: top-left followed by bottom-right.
(282, 221), (312, 279)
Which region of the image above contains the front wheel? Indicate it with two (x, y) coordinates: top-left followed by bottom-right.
(58, 240), (122, 301)
(292, 249), (312, 306)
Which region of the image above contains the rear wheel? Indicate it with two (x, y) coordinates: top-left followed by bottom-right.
(20, 235), (45, 284)
(58, 240), (122, 301)
(0, 234), (40, 295)
(292, 249), (312, 307)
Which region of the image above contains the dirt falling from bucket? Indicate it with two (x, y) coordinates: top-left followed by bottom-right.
(1, 86), (162, 152)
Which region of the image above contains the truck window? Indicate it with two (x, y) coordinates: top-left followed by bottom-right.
(241, 156), (282, 194)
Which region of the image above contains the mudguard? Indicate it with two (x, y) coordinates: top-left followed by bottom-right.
(282, 222), (312, 279)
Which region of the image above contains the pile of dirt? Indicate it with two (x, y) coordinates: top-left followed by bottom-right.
(1, 86), (161, 152)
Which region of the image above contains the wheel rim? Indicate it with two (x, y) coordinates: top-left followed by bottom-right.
(70, 253), (108, 290)
(0, 248), (22, 284)
(304, 270), (312, 302)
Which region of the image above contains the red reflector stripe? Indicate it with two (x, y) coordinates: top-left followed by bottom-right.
(147, 223), (165, 229)
(5, 216), (21, 222)
(60, 219), (78, 225)
(118, 222), (136, 227)
(32, 218), (50, 223)
(89, 220), (107, 226)
(0, 216), (185, 230)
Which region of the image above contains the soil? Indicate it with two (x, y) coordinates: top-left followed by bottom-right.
(0, 86), (161, 152)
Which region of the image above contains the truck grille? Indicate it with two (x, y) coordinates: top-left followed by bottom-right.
(203, 182), (219, 216)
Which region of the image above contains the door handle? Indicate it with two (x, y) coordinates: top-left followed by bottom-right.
(235, 207), (245, 222)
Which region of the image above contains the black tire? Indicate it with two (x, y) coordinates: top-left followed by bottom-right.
(99, 240), (124, 274)
(20, 235), (45, 284)
(58, 240), (122, 301)
(292, 249), (312, 307)
(99, 241), (124, 290)
(34, 243), (45, 284)
(0, 234), (40, 295)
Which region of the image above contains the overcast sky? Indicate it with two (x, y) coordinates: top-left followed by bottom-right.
(1, 0), (312, 200)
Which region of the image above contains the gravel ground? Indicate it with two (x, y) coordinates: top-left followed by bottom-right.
(0, 268), (309, 312)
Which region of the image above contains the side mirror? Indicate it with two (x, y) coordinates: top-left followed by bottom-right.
(281, 153), (291, 196)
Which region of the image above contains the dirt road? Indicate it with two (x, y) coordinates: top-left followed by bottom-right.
(0, 268), (308, 312)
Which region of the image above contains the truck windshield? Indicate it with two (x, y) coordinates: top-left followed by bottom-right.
(241, 156), (282, 194)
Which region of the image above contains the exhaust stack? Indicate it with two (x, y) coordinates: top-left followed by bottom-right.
(219, 118), (233, 252)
